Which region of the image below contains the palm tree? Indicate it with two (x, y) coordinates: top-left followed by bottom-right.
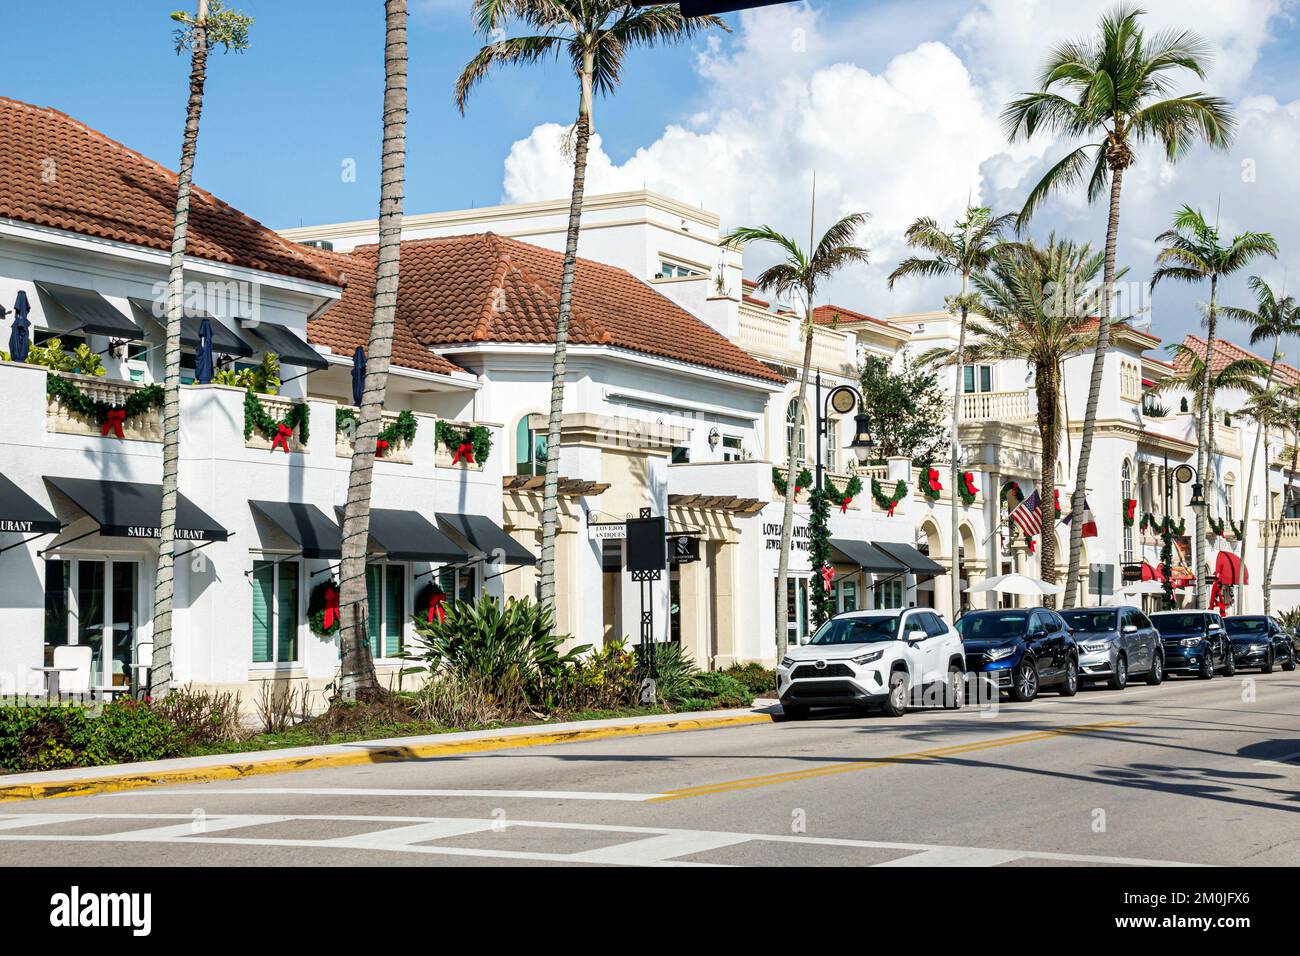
(337, 0), (408, 700)
(1004, 4), (1234, 608)
(1262, 386), (1300, 614)
(456, 2), (726, 614)
(889, 206), (1016, 615)
(1151, 207), (1277, 606)
(1240, 383), (1291, 614)
(1219, 277), (1300, 601)
(722, 211), (870, 660)
(152, 0), (251, 698)
(924, 237), (1103, 599)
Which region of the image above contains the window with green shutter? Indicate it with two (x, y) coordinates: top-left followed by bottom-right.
(278, 561), (299, 663)
(383, 567), (405, 657)
(366, 564), (382, 659)
(252, 559), (300, 665)
(251, 561), (275, 663)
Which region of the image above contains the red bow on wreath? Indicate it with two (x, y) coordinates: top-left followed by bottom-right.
(887, 499), (899, 517)
(1125, 499), (1137, 522)
(927, 468), (943, 492)
(101, 408), (127, 439)
(452, 442), (476, 465)
(427, 592), (446, 624)
(963, 472), (979, 496)
(322, 585), (340, 630)
(1027, 537), (1037, 553)
(820, 565), (834, 591)
(271, 423), (293, 453)
(376, 439), (389, 458)
(840, 496), (852, 514)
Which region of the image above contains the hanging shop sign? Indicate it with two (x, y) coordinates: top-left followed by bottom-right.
(668, 534), (700, 565)
(587, 521), (627, 541)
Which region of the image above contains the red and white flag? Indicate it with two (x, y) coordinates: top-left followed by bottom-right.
(1060, 497), (1099, 538)
(1010, 489), (1042, 536)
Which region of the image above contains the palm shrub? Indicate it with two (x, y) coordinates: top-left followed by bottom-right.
(561, 638), (639, 711)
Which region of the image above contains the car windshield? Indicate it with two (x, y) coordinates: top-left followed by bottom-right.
(956, 611), (1027, 641)
(1225, 618), (1268, 636)
(1061, 609), (1118, 632)
(1150, 613), (1205, 634)
(808, 616), (900, 645)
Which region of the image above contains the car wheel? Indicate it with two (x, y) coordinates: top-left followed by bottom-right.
(1198, 655), (1215, 680)
(1057, 657), (1079, 697)
(1283, 647), (1296, 672)
(1221, 651), (1236, 677)
(779, 703), (810, 721)
(1107, 654), (1128, 691)
(943, 665), (964, 710)
(1145, 653), (1164, 685)
(883, 670), (909, 718)
(1010, 660), (1038, 702)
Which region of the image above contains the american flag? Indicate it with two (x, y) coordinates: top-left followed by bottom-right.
(1010, 489), (1042, 536)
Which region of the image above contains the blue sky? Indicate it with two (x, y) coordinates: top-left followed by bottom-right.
(7, 1), (1300, 347)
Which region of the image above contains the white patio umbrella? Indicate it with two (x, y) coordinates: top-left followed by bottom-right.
(964, 572), (1064, 597)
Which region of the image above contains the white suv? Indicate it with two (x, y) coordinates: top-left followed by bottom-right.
(776, 607), (966, 719)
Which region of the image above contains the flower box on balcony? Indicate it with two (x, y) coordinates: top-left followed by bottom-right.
(244, 391), (309, 454)
(45, 371), (164, 443)
(434, 421), (492, 471)
(334, 407), (416, 465)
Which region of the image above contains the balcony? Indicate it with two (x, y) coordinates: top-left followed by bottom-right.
(735, 308), (854, 375)
(961, 390), (1032, 423)
(334, 408), (416, 465)
(1261, 518), (1300, 547)
(46, 371), (163, 443)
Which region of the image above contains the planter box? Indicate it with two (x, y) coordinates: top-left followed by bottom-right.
(245, 393), (308, 455)
(46, 372), (163, 443)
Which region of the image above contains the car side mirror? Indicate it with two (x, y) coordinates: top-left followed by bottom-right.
(906, 629), (927, 644)
(1122, 624), (1137, 634)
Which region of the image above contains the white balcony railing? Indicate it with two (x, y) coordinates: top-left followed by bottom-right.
(245, 393), (308, 454)
(1261, 518), (1300, 547)
(736, 308), (853, 373)
(961, 390), (1032, 423)
(46, 372), (163, 442)
(334, 409), (415, 465)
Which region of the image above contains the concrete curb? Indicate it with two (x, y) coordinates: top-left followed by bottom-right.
(0, 707), (777, 803)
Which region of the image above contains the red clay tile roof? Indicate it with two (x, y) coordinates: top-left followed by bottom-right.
(303, 246), (464, 377)
(812, 304), (905, 332)
(1074, 316), (1162, 345)
(346, 233), (784, 384)
(0, 97), (341, 287)
(1179, 334), (1299, 386)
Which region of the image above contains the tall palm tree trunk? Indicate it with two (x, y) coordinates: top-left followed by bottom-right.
(1265, 441), (1297, 614)
(950, 296), (967, 615)
(1236, 341), (1279, 611)
(776, 327), (815, 661)
(338, 0), (406, 699)
(152, 0), (210, 698)
(1064, 167), (1124, 608)
(539, 58), (594, 613)
(1036, 361), (1059, 603)
(1193, 275), (1220, 609)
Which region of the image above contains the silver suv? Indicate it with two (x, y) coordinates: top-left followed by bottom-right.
(1060, 605), (1164, 689)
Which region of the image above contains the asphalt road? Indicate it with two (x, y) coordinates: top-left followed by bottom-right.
(3, 670), (1298, 867)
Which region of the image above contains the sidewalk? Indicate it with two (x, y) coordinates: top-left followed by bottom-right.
(0, 704), (778, 803)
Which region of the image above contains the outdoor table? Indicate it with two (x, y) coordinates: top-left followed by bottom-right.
(30, 666), (78, 698)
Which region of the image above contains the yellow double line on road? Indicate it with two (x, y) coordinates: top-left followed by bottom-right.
(650, 719), (1136, 801)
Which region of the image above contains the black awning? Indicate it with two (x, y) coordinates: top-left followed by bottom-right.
(46, 477), (228, 541)
(0, 475), (61, 535)
(830, 538), (907, 574)
(250, 501), (340, 559)
(241, 322), (329, 370)
(334, 507), (468, 563)
(128, 298), (254, 358)
(875, 541), (945, 576)
(437, 512), (537, 567)
(35, 282), (144, 341)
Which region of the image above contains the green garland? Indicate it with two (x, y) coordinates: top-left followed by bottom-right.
(46, 374), (164, 430)
(871, 477), (908, 515)
(336, 407), (418, 452)
(772, 465), (814, 499)
(244, 389), (310, 445)
(958, 471), (978, 508)
(808, 484), (833, 628)
(917, 462), (942, 501)
(1229, 518), (1244, 539)
(307, 579), (341, 637)
(1208, 515), (1225, 537)
(436, 420), (492, 464)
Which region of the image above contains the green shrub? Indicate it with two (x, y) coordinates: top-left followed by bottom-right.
(636, 641), (699, 703)
(0, 701), (180, 772)
(676, 671), (752, 711)
(155, 686), (245, 747)
(723, 662), (777, 698)
(561, 638), (639, 711)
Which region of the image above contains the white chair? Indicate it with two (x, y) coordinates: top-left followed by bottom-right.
(52, 644), (92, 697)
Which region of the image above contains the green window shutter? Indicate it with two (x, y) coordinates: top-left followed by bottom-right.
(383, 567), (405, 657)
(438, 567), (456, 602)
(278, 561), (299, 662)
(366, 564), (382, 658)
(251, 561), (274, 663)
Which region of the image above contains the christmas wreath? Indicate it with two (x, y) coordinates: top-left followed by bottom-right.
(871, 477), (908, 516)
(1122, 498), (1138, 527)
(772, 465), (814, 500)
(959, 471), (979, 507)
(822, 474), (863, 513)
(918, 464), (942, 501)
(47, 374), (164, 438)
(414, 582), (449, 625)
(336, 407), (418, 458)
(307, 579), (341, 637)
(999, 480), (1022, 512)
(244, 389), (310, 452)
(436, 420), (492, 465)
(1052, 488), (1063, 520)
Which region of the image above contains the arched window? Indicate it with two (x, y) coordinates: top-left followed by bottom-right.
(786, 399), (807, 465)
(1121, 459), (1133, 562)
(515, 416), (547, 477)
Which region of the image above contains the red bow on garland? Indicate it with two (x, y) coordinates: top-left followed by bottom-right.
(376, 439), (389, 458)
(101, 408), (126, 439)
(963, 472), (979, 496)
(887, 499), (899, 517)
(1027, 537), (1036, 553)
(840, 496), (852, 514)
(1125, 499), (1137, 522)
(927, 468), (942, 493)
(322, 585), (340, 630)
(820, 565), (834, 591)
(793, 485), (803, 500)
(427, 593), (446, 624)
(452, 442), (476, 465)
(271, 423), (293, 453)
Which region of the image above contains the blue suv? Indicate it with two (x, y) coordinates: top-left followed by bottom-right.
(1149, 610), (1233, 679)
(956, 608), (1079, 702)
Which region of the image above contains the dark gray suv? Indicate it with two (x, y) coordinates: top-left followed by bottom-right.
(1061, 606), (1164, 689)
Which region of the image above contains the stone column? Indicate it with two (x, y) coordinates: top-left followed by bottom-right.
(712, 541), (740, 668)
(677, 549), (710, 669)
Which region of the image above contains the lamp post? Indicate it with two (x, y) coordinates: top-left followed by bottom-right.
(813, 371), (874, 492)
(1162, 458), (1208, 607)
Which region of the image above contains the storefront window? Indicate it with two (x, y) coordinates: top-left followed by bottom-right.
(42, 559), (138, 687)
(252, 559), (299, 665)
(835, 580), (858, 613)
(44, 560), (70, 647)
(778, 576), (811, 645)
(437, 565), (480, 604)
(874, 578), (904, 609)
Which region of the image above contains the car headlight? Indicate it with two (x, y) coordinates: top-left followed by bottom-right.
(1251, 643), (1267, 651)
(780, 656), (796, 668)
(1080, 642), (1111, 654)
(1180, 637), (1201, 647)
(986, 645), (1018, 661)
(851, 649), (884, 666)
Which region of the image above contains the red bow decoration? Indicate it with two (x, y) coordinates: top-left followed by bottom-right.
(887, 499), (898, 517)
(271, 423), (293, 453)
(376, 439), (389, 458)
(927, 468), (943, 492)
(1027, 537), (1037, 553)
(963, 472), (979, 496)
(452, 442), (476, 465)
(101, 408), (126, 439)
(1124, 499), (1137, 522)
(427, 593), (446, 624)
(840, 496), (852, 514)
(322, 585), (340, 630)
(820, 565), (834, 591)
(793, 485), (803, 500)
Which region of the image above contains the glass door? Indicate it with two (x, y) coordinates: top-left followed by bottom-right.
(54, 559), (138, 688)
(777, 576), (811, 646)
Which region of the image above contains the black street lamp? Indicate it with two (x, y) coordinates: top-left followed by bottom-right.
(813, 371), (873, 491)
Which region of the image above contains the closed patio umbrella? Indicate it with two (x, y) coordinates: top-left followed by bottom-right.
(8, 290), (31, 362)
(964, 572), (1064, 597)
(351, 346), (366, 407)
(194, 317), (215, 384)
